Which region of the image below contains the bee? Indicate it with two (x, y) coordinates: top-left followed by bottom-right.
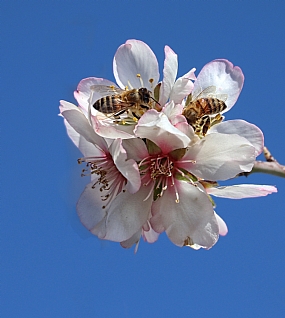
(182, 86), (228, 136)
(91, 85), (156, 121)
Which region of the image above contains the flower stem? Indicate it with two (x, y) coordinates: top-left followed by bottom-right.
(251, 161), (285, 178)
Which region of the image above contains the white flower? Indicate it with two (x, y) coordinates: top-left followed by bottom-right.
(121, 109), (259, 249)
(59, 40), (278, 251)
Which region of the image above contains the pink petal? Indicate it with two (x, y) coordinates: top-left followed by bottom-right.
(207, 184), (278, 199)
(193, 59), (244, 111)
(143, 225), (160, 243)
(113, 39), (159, 91)
(159, 46), (178, 106)
(209, 120), (264, 156)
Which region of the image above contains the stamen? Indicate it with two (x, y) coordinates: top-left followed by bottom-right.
(127, 81), (134, 90)
(77, 154), (126, 209)
(136, 73), (144, 87)
(171, 175), (180, 203)
(149, 78), (154, 90)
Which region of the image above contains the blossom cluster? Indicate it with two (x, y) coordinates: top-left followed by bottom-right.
(59, 40), (277, 251)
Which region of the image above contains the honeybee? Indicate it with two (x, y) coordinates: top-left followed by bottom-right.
(91, 85), (156, 121)
(182, 86), (228, 136)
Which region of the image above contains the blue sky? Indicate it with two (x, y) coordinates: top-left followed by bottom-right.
(2, 1), (285, 317)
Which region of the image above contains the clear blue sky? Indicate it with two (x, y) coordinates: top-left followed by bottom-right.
(2, 1), (285, 317)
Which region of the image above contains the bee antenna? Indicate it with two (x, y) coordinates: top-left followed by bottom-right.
(150, 96), (160, 106)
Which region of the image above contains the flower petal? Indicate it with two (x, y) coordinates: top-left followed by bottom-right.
(209, 120), (264, 156)
(151, 183), (219, 248)
(193, 59), (244, 111)
(169, 68), (196, 104)
(135, 110), (190, 153)
(207, 184), (278, 199)
(113, 39), (159, 90)
(183, 133), (256, 181)
(214, 212), (228, 236)
(109, 139), (141, 194)
(122, 138), (149, 161)
(159, 46), (178, 106)
(63, 118), (104, 158)
(143, 226), (160, 243)
(91, 116), (136, 140)
(76, 181), (109, 232)
(120, 230), (141, 250)
(60, 100), (108, 151)
(92, 184), (153, 242)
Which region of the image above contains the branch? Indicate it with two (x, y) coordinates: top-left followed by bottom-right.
(239, 147), (285, 178)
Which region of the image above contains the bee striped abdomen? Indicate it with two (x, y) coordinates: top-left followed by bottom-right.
(93, 95), (121, 113)
(200, 98), (227, 114)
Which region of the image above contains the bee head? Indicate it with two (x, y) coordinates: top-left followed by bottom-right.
(138, 88), (151, 103)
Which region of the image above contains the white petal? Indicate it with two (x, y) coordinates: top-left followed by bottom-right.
(60, 101), (108, 152)
(92, 184), (153, 242)
(122, 138), (149, 161)
(169, 68), (196, 104)
(120, 230), (141, 250)
(135, 110), (190, 153)
(109, 139), (141, 194)
(76, 181), (109, 232)
(208, 184), (277, 199)
(193, 59), (244, 111)
(159, 46), (178, 106)
(91, 116), (136, 140)
(183, 133), (256, 181)
(63, 119), (104, 158)
(151, 182), (219, 248)
(214, 212), (228, 236)
(113, 39), (159, 90)
(209, 120), (264, 156)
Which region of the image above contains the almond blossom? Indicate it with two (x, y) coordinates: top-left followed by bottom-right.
(59, 39), (278, 252)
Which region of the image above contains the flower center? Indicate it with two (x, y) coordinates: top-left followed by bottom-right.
(149, 156), (173, 179)
(140, 155), (180, 202)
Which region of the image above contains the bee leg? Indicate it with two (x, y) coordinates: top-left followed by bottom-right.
(114, 109), (126, 117)
(210, 114), (224, 127)
(131, 112), (140, 120)
(199, 116), (210, 136)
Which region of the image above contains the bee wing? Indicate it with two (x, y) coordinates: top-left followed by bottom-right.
(192, 86), (217, 100)
(213, 94), (228, 102)
(90, 85), (125, 97)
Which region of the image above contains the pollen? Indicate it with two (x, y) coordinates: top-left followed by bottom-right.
(136, 74), (141, 77)
(149, 78), (154, 83)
